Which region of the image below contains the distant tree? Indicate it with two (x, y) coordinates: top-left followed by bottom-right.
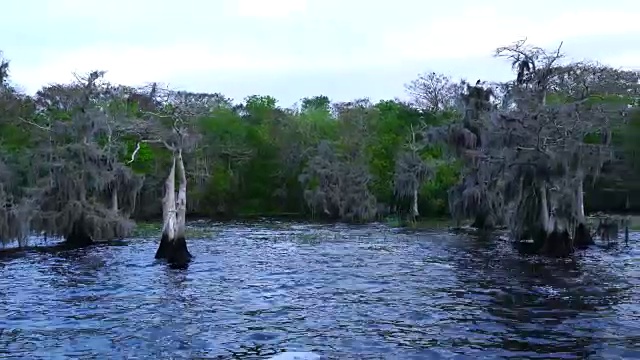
(301, 95), (331, 113)
(405, 71), (463, 111)
(393, 124), (434, 221)
(298, 101), (378, 222)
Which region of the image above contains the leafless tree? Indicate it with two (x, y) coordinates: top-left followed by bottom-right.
(405, 71), (463, 111)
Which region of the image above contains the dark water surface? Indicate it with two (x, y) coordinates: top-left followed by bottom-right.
(1, 221), (639, 359)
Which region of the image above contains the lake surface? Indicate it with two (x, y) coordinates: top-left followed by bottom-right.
(1, 221), (639, 359)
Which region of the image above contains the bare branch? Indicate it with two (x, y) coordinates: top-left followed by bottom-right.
(19, 117), (50, 131)
(127, 139), (175, 164)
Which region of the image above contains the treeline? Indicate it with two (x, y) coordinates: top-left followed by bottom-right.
(0, 57), (461, 246)
(0, 40), (639, 249)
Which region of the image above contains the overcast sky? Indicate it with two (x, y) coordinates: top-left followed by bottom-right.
(2, 0), (639, 106)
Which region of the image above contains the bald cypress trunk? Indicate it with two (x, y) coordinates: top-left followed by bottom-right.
(573, 176), (594, 248)
(65, 216), (94, 248)
(155, 151), (192, 268)
(538, 183), (573, 257)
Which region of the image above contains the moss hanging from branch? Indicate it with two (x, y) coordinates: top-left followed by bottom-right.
(490, 39), (636, 255)
(9, 71), (145, 247)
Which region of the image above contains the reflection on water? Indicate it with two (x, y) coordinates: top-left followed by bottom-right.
(0, 222), (639, 359)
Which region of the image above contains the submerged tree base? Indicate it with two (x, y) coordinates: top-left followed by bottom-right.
(573, 222), (594, 249)
(471, 213), (496, 231)
(539, 229), (574, 257)
(64, 221), (95, 248)
(515, 227), (575, 257)
(515, 223), (598, 257)
(155, 232), (192, 268)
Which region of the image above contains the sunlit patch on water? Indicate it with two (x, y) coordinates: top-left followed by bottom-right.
(532, 285), (562, 297)
(0, 221), (638, 359)
(266, 351), (321, 360)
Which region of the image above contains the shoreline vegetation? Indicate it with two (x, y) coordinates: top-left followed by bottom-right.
(1, 38), (639, 264)
(0, 212), (635, 255)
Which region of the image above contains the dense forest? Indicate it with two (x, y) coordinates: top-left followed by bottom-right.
(1, 40), (639, 264)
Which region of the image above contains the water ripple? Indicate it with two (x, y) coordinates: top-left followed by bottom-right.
(0, 222), (639, 359)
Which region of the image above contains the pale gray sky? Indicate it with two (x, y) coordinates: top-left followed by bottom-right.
(2, 0), (639, 106)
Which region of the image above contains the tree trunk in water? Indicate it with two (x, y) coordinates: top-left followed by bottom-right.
(65, 217), (94, 248)
(409, 188), (419, 222)
(576, 176), (585, 222)
(471, 212), (494, 230)
(112, 188), (118, 213)
(411, 188), (419, 217)
(573, 177), (593, 248)
(538, 183), (573, 257)
(540, 216), (573, 257)
(155, 151), (192, 268)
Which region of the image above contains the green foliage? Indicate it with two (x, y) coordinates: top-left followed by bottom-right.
(126, 140), (156, 174)
(155, 93), (460, 220)
(367, 101), (421, 204)
(0, 122), (30, 153)
(420, 160), (460, 216)
(620, 109), (640, 172)
(301, 95), (331, 112)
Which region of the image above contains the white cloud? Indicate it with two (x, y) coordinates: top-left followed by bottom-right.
(604, 52), (640, 70)
(9, 41), (363, 93)
(9, 45), (276, 92)
(228, 0), (307, 18)
(381, 7), (640, 63)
